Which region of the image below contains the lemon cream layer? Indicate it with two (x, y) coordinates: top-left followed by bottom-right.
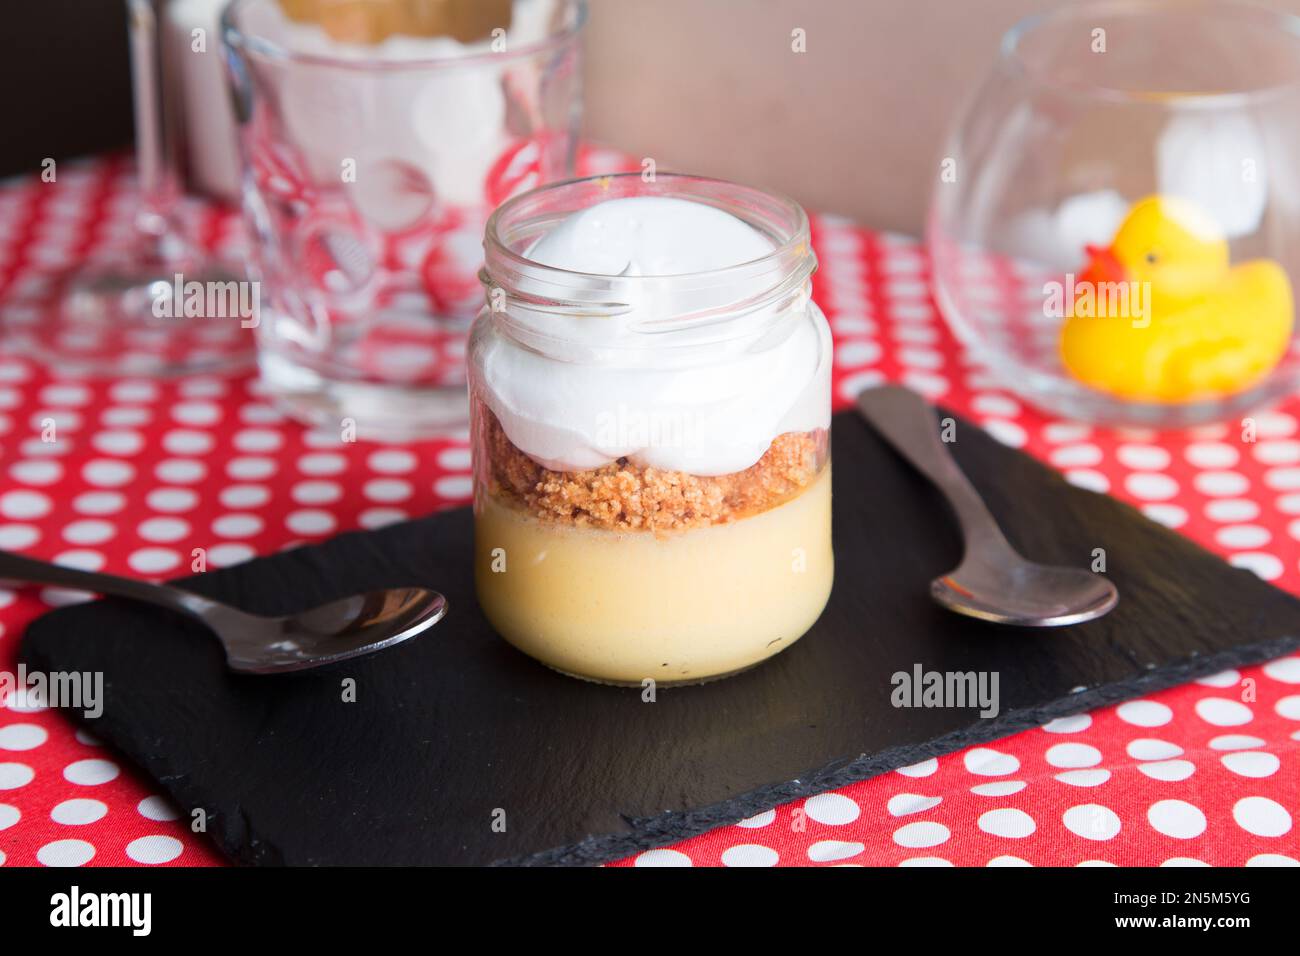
(475, 465), (833, 685)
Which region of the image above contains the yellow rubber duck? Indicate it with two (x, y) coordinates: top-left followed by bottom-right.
(1059, 195), (1293, 403)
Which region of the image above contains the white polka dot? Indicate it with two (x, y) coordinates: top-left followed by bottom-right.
(984, 419), (1027, 448)
(212, 514), (263, 538)
(0, 489), (52, 519)
(978, 808), (1036, 839)
(634, 849), (692, 867)
(10, 460), (62, 485)
(1195, 471), (1249, 497)
(1117, 444), (1170, 470)
(438, 447), (471, 470)
(1185, 442), (1239, 469)
(887, 794), (942, 816)
(1247, 854), (1300, 866)
(963, 748), (1019, 776)
(895, 758), (938, 777)
(970, 780), (1027, 797)
(1044, 423), (1092, 443)
(1042, 714), (1092, 733)
(162, 430), (215, 455)
(367, 449), (417, 474)
(138, 517), (190, 543)
(364, 479), (412, 503)
(1204, 499), (1258, 523)
(1137, 759), (1195, 781)
(128, 548), (181, 575)
(228, 457), (277, 480)
(1054, 769), (1111, 787)
(892, 821), (950, 848)
(1215, 525), (1271, 549)
(1221, 751), (1279, 778)
(1127, 739), (1182, 760)
(720, 843), (778, 867)
(37, 839), (95, 867)
(63, 758), (119, 785)
(1229, 552), (1283, 580)
(1147, 799), (1206, 839)
(434, 475), (473, 499)
(1263, 657), (1300, 683)
(1046, 743), (1102, 768)
(1233, 797), (1291, 837)
(219, 485), (270, 509)
(137, 795), (180, 821)
(0, 724), (47, 751)
(897, 856), (952, 867)
(1162, 857), (1210, 867)
(1125, 473), (1178, 501)
(836, 340), (882, 368)
(1195, 669), (1241, 688)
(296, 453), (346, 476)
(1065, 469), (1110, 493)
(172, 401), (222, 426)
(50, 798), (107, 825)
(358, 508), (407, 529)
(155, 459), (207, 484)
(126, 835), (184, 864)
(808, 840), (865, 862)
(207, 543), (256, 567)
(0, 763), (34, 789)
(1277, 696), (1300, 720)
(92, 429), (144, 455)
(1063, 804), (1121, 840)
(40, 384), (91, 405)
(1116, 700), (1172, 727)
(1195, 697), (1253, 726)
(73, 491), (124, 515)
(1210, 734), (1266, 750)
(82, 459), (134, 487)
(804, 792), (861, 825)
(286, 510), (336, 535)
(734, 809), (775, 829)
(61, 519), (115, 546)
(0, 524), (40, 549)
(0, 803), (18, 830)
(1142, 504), (1187, 528)
(234, 428), (282, 453)
(1049, 444), (1103, 468)
(146, 488), (199, 513)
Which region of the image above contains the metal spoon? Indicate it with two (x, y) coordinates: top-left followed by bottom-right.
(856, 385), (1118, 626)
(0, 549), (447, 673)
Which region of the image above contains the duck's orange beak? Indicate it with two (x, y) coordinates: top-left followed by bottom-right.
(1079, 244), (1127, 286)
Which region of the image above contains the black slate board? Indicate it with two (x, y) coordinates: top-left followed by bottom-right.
(20, 408), (1300, 866)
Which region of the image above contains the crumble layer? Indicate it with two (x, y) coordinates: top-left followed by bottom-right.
(481, 410), (827, 533)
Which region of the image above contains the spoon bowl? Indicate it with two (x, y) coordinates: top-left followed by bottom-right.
(0, 549), (447, 673)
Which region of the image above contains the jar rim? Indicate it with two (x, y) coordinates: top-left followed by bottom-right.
(1000, 0), (1300, 108)
(221, 0), (587, 73)
(482, 172), (812, 283)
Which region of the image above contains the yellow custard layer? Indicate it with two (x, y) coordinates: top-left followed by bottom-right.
(474, 466), (833, 685)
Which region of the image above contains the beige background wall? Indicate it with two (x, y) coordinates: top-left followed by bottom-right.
(581, 0), (1298, 235)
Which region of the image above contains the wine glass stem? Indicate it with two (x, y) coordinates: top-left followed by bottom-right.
(128, 0), (190, 263)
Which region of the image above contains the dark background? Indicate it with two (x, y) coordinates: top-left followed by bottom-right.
(1, 0), (133, 178)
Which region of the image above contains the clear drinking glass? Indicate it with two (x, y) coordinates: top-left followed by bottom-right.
(0, 0), (252, 377)
(470, 173), (834, 685)
(222, 0), (585, 439)
(929, 0), (1300, 425)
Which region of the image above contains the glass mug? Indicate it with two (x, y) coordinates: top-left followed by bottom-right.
(469, 173), (835, 685)
(222, 0), (586, 438)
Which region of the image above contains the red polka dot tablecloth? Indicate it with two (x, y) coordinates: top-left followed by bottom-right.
(1, 158), (1299, 868)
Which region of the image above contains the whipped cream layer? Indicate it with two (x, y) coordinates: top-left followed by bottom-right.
(476, 196), (831, 476)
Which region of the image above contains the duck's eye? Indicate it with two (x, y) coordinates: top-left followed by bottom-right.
(1145, 252), (1159, 264)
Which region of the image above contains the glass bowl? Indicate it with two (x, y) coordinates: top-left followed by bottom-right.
(928, 0), (1300, 425)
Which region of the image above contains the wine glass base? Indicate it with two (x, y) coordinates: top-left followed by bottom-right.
(1, 259), (256, 378)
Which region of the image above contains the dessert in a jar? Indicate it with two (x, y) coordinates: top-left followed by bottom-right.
(469, 173), (833, 685)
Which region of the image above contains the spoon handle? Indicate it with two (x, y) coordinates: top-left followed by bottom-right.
(855, 386), (1016, 555)
(0, 549), (213, 617)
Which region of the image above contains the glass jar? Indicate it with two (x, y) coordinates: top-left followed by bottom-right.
(469, 173), (833, 685)
(928, 0), (1300, 426)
